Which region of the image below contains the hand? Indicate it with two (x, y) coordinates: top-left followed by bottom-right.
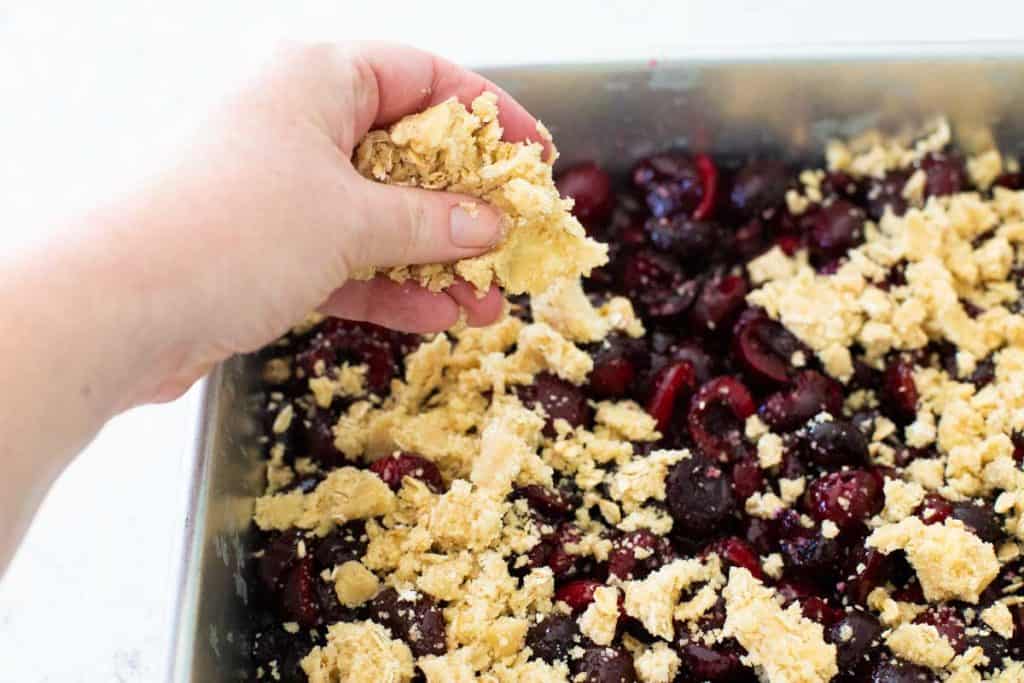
(0, 42), (548, 569)
(103, 41), (549, 402)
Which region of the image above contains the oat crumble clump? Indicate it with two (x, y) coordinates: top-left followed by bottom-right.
(248, 117), (1024, 682)
(352, 93), (608, 295)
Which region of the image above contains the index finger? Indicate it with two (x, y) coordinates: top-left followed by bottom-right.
(347, 41), (553, 158)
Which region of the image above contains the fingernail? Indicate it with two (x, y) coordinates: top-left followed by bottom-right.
(450, 204), (499, 248)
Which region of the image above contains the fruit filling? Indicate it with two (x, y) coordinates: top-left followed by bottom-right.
(246, 109), (1024, 682)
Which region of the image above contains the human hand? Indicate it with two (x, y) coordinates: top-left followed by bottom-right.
(97, 42), (549, 402)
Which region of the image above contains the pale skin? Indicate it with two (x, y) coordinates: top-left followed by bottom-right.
(0, 42), (551, 573)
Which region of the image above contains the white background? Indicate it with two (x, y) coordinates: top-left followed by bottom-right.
(1, 2), (1023, 681)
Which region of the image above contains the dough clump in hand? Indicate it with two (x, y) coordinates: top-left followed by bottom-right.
(353, 92), (608, 295)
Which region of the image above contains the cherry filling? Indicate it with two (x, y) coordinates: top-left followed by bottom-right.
(249, 146), (1013, 681)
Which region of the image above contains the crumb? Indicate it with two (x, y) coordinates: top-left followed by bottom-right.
(353, 94), (607, 295)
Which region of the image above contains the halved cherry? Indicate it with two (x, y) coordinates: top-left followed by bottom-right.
(645, 361), (696, 433)
(693, 153), (719, 220)
(688, 377), (756, 462)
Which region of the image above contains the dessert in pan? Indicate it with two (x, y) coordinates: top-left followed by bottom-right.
(245, 98), (1024, 682)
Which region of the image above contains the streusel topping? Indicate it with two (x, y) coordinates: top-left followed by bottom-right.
(248, 111), (1024, 682)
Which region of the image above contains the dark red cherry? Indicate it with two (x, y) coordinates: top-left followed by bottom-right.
(688, 377), (756, 462)
(804, 469), (883, 531)
(917, 493), (954, 525)
(367, 587), (446, 657)
(881, 356), (919, 423)
(760, 371), (843, 431)
(808, 200), (866, 264)
(701, 536), (763, 580)
(666, 453), (736, 539)
(733, 315), (809, 385)
(799, 419), (869, 468)
(691, 274), (748, 332)
(280, 556), (321, 628)
(645, 360), (696, 433)
(918, 152), (967, 197)
(607, 530), (677, 581)
(369, 452), (443, 492)
(914, 605), (966, 653)
(729, 159), (791, 217)
(526, 614), (581, 663)
(516, 372), (592, 437)
(557, 161), (614, 225)
(573, 646), (637, 683)
(555, 579), (604, 614)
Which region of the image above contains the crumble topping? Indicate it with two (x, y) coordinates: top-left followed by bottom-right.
(867, 517), (1000, 603)
(721, 568), (838, 683)
(578, 585), (620, 646)
(884, 622), (956, 668)
(333, 560), (380, 608)
(249, 116), (1024, 682)
(254, 467), (396, 535)
(622, 556), (723, 640)
(353, 93), (607, 295)
(301, 621), (414, 683)
(632, 642), (680, 683)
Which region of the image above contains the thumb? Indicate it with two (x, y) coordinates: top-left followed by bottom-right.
(349, 176), (504, 270)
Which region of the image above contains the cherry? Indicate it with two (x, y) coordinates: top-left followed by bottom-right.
(617, 248), (698, 318)
(702, 537), (764, 580)
(864, 170), (911, 221)
(573, 646), (637, 683)
(515, 484), (577, 520)
(917, 493), (954, 525)
(688, 377), (756, 462)
(804, 469), (883, 531)
(644, 215), (717, 261)
(869, 659), (939, 683)
(557, 161), (614, 225)
(729, 159), (791, 217)
(995, 172), (1023, 190)
(367, 587), (446, 657)
(691, 274), (748, 332)
(914, 605), (966, 653)
(313, 521), (367, 570)
(369, 452), (443, 492)
(678, 639), (753, 681)
(259, 530), (303, 592)
(645, 360), (696, 433)
(516, 372), (592, 437)
(779, 528), (842, 574)
(760, 371), (843, 431)
(526, 614), (580, 663)
(881, 356), (919, 423)
(733, 315), (809, 385)
(693, 153), (720, 220)
(555, 579), (604, 614)
(827, 610), (882, 670)
(590, 356), (637, 398)
(632, 152), (705, 219)
(607, 530), (677, 580)
(280, 556), (321, 628)
(799, 419), (869, 468)
(951, 501), (1004, 543)
(918, 152), (967, 197)
(808, 200), (866, 264)
(666, 453), (736, 539)
(299, 409), (343, 468)
(730, 457), (764, 501)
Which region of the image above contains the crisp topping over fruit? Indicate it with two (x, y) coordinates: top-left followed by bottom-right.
(248, 117), (1024, 682)
(353, 93), (607, 295)
(722, 568), (838, 683)
(301, 621), (414, 683)
(868, 517), (1000, 603)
